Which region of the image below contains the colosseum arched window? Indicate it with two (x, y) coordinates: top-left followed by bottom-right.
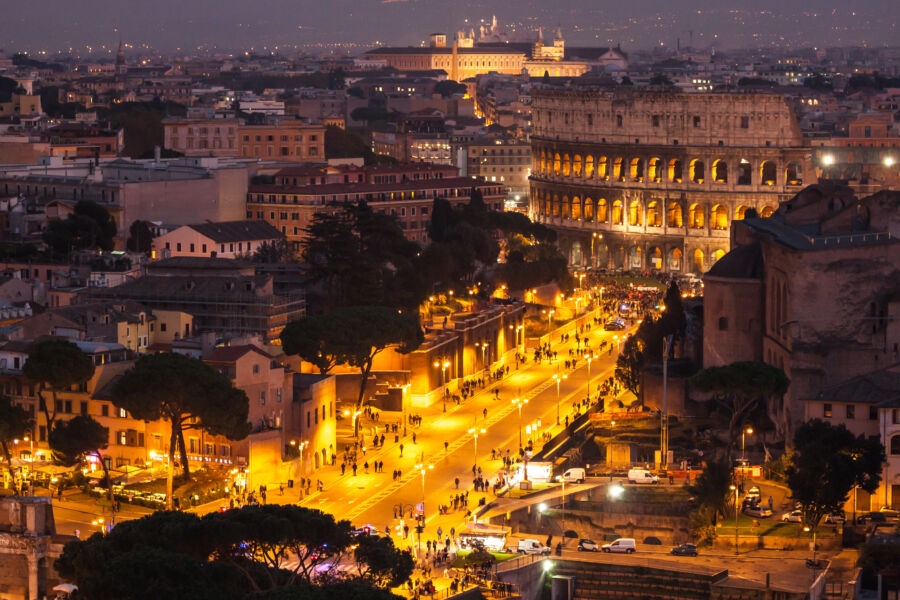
(596, 198), (608, 222)
(561, 195), (571, 218)
(584, 198), (594, 220)
(668, 248), (683, 271)
(711, 204), (728, 230)
(648, 158), (662, 182)
(613, 158), (624, 182)
(667, 202), (683, 227)
(692, 249), (705, 273)
(712, 159), (728, 183)
(573, 155), (582, 177)
(629, 200), (642, 226)
(668, 159), (683, 183)
(598, 156), (609, 180)
(562, 154), (571, 177)
(760, 205), (775, 218)
(688, 203), (705, 229)
(630, 158), (645, 182)
(552, 195), (560, 216)
(647, 201), (662, 227)
(585, 156), (594, 178)
(553, 153), (561, 175)
(786, 162), (802, 186)
(737, 159), (752, 185)
(712, 249), (726, 264)
(760, 161), (776, 186)
(629, 246), (642, 269)
(571, 196), (582, 220)
(689, 159), (705, 184)
(735, 205), (747, 221)
(611, 200), (624, 224)
(649, 247), (663, 269)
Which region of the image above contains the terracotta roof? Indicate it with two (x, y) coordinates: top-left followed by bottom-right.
(186, 220), (284, 243)
(204, 344), (271, 363)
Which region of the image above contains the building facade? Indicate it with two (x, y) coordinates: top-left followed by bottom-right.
(529, 89), (812, 273)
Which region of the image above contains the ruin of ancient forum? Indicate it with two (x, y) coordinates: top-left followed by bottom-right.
(1, 7), (900, 600)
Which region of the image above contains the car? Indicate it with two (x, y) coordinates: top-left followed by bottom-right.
(517, 539), (551, 555)
(781, 510), (803, 523)
(744, 505), (773, 518)
(351, 525), (378, 537)
(627, 469), (659, 484)
(577, 539), (599, 552)
(602, 538), (636, 554)
(670, 543), (698, 557)
(824, 513), (845, 525)
(878, 508), (900, 521)
(604, 318), (626, 331)
(858, 512), (887, 524)
(745, 486), (761, 501)
(562, 468), (586, 484)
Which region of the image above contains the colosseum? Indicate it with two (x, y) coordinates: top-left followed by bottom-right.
(529, 88), (812, 273)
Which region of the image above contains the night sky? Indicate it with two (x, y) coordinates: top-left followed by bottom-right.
(2, 0), (897, 55)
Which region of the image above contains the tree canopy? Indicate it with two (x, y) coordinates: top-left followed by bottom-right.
(111, 353), (250, 493)
(43, 200), (117, 255)
(0, 394), (32, 481)
(23, 338), (95, 430)
(786, 419), (885, 530)
(56, 507), (411, 600)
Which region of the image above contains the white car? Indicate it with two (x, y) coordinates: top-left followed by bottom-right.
(781, 510), (803, 523)
(602, 538), (636, 554)
(744, 505), (772, 518)
(824, 513), (845, 525)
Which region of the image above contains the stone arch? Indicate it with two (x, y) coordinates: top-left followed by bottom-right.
(611, 199), (624, 224)
(760, 160), (776, 186)
(613, 157), (625, 182)
(585, 155), (594, 178)
(573, 154), (583, 177)
(648, 157), (662, 182)
(628, 246), (643, 270)
(711, 248), (726, 264)
(629, 199), (642, 226)
(668, 158), (683, 183)
(786, 161), (802, 186)
(595, 244), (609, 268)
(692, 249), (705, 273)
(553, 153), (561, 175)
(688, 203), (705, 229)
(712, 159), (728, 183)
(667, 201), (683, 227)
(737, 159), (752, 185)
(597, 156), (609, 180)
(648, 246), (663, 270)
(561, 195), (571, 219)
(667, 248), (683, 271)
(552, 194), (560, 216)
(647, 200), (662, 227)
(562, 154), (571, 177)
(584, 197), (594, 220)
(571, 241), (584, 266)
(596, 198), (608, 222)
(540, 151), (547, 174)
(735, 205), (748, 221)
(689, 158), (705, 183)
(711, 204), (728, 230)
(613, 246), (626, 269)
(760, 205), (776, 218)
(630, 157), (645, 182)
(571, 196), (582, 220)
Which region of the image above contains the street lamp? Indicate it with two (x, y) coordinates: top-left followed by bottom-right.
(510, 324), (524, 356)
(803, 525), (818, 568)
(512, 398), (528, 449)
(553, 373), (567, 424)
(587, 354), (598, 400)
(402, 383), (411, 436)
(434, 359), (450, 412)
(556, 475), (567, 529)
(469, 427), (486, 468)
(591, 232), (602, 268)
(23, 435), (33, 496)
(547, 310), (555, 332)
(414, 463), (433, 557)
(730, 484), (739, 556)
(475, 341), (489, 378)
(741, 427), (753, 461)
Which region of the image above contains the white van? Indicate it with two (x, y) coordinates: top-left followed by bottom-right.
(627, 469), (659, 484)
(517, 538), (551, 555)
(562, 468), (585, 483)
(602, 538), (636, 553)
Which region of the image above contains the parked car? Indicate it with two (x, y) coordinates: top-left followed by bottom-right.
(627, 469), (659, 484)
(577, 539), (599, 552)
(858, 512), (887, 524)
(745, 486), (761, 500)
(670, 543), (698, 557)
(351, 524), (378, 537)
(517, 539), (551, 555)
(878, 508), (900, 522)
(562, 468), (586, 484)
(744, 505), (773, 518)
(781, 510), (803, 523)
(824, 513), (845, 525)
(602, 538), (636, 554)
(604, 318), (626, 331)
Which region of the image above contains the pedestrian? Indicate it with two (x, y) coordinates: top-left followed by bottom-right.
(399, 444), (404, 457)
(341, 463), (346, 475)
(455, 477), (460, 489)
(412, 433), (417, 444)
(768, 495), (774, 510)
(352, 462), (358, 476)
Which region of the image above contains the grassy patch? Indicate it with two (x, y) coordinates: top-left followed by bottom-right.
(452, 550), (517, 568)
(716, 515), (835, 538)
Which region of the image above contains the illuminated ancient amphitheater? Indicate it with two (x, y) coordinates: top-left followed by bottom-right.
(529, 88), (812, 273)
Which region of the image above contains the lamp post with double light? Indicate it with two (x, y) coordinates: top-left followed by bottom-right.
(434, 359), (450, 412)
(475, 341), (489, 378)
(730, 484), (739, 555)
(469, 427), (486, 469)
(512, 398), (527, 449)
(553, 373), (567, 424)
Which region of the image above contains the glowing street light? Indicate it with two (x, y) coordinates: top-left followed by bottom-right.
(741, 427), (754, 461)
(468, 427), (486, 467)
(475, 341), (489, 378)
(553, 373), (567, 424)
(512, 398), (528, 449)
(730, 484), (739, 555)
(434, 359), (451, 412)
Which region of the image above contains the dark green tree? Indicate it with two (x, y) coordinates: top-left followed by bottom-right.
(786, 419), (885, 531)
(126, 220), (155, 254)
(282, 307), (422, 437)
(23, 339), (95, 431)
(658, 281), (686, 348)
(352, 533), (414, 587)
(111, 353), (251, 505)
(615, 333), (645, 398)
(249, 582), (403, 600)
(49, 415), (116, 519)
(427, 197), (456, 243)
(0, 394), (33, 482)
(433, 80), (467, 97)
(43, 200), (117, 255)
(649, 73), (673, 86)
(251, 239), (295, 263)
(686, 458), (734, 543)
(690, 361), (790, 461)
